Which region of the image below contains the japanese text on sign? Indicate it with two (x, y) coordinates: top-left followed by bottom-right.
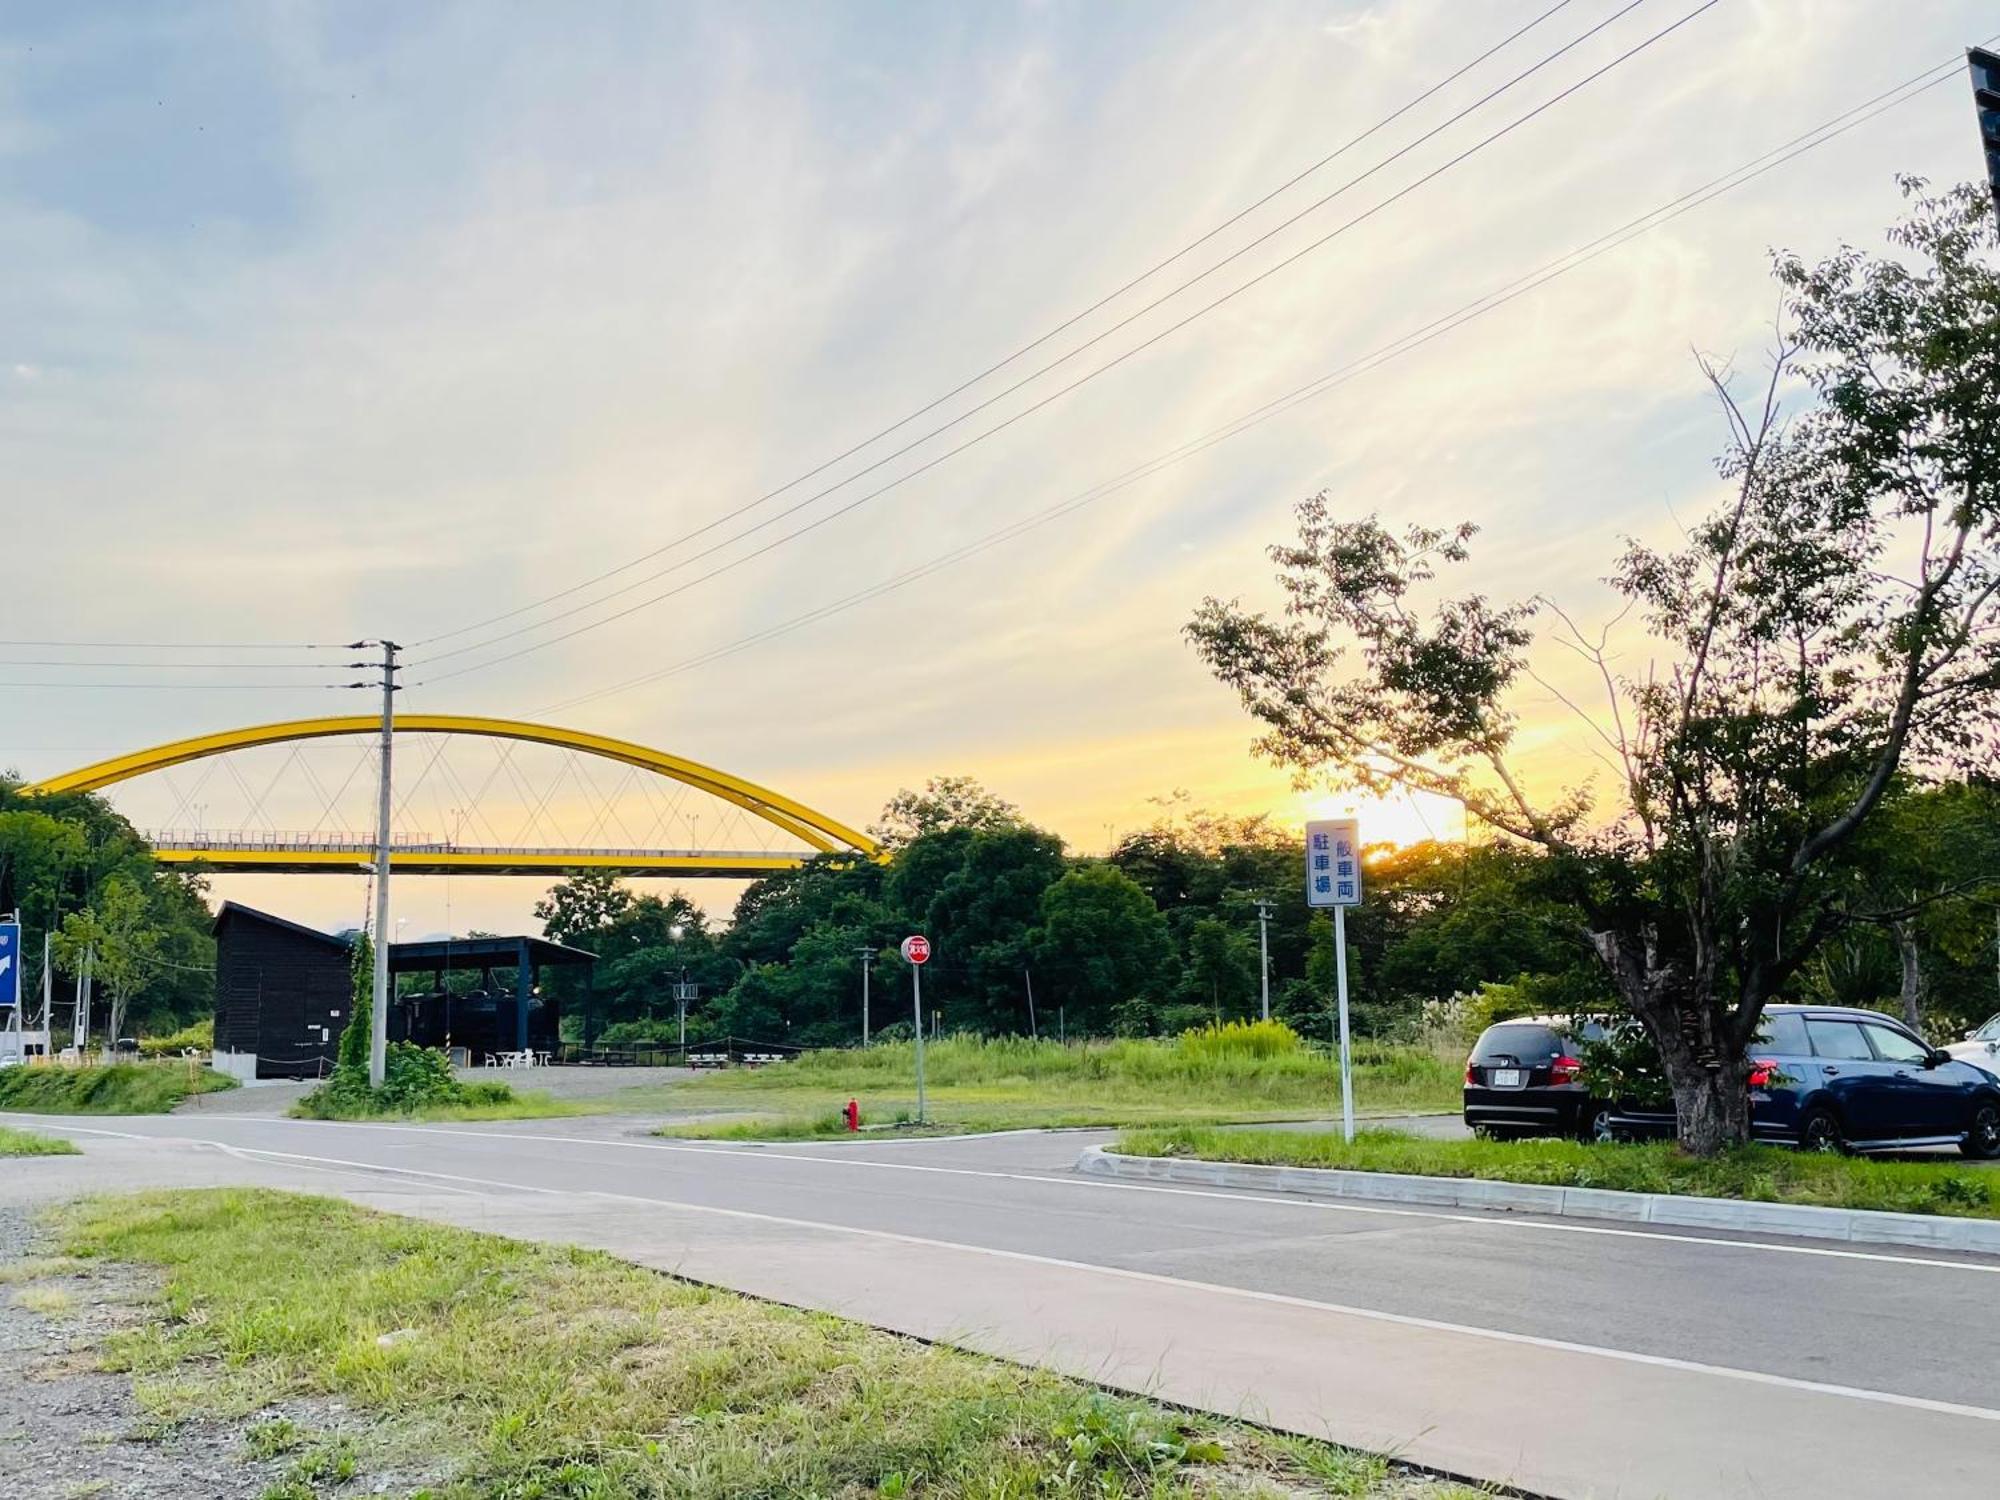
(1304, 819), (1362, 908)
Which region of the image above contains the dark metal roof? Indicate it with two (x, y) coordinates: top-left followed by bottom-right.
(213, 901), (355, 952)
(387, 934), (597, 972)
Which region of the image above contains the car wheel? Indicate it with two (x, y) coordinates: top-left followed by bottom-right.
(1959, 1101), (2000, 1160)
(1798, 1106), (1845, 1155)
(1581, 1106), (1615, 1145)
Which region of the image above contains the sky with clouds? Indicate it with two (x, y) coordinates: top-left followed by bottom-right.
(3, 0), (1994, 937)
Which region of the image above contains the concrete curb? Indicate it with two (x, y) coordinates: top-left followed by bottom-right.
(1074, 1146), (2000, 1256)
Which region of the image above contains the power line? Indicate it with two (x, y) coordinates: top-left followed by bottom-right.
(409, 0), (1597, 652)
(414, 0), (1648, 668)
(538, 45), (1970, 716)
(0, 640), (348, 650)
(37, 684), (373, 694)
(0, 659), (363, 670)
(417, 0), (1719, 688)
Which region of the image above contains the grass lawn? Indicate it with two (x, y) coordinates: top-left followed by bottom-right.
(0, 1061), (236, 1115)
(54, 1189), (1477, 1499)
(636, 1033), (1461, 1139)
(1117, 1126), (2000, 1220)
(0, 1124), (79, 1156)
(288, 1088), (592, 1123)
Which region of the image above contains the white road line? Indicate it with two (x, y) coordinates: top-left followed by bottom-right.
(105, 1114), (2000, 1277)
(121, 1135), (2000, 1429)
(27, 1120), (2000, 1280)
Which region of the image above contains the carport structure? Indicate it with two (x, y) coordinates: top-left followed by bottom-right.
(388, 934), (595, 1059)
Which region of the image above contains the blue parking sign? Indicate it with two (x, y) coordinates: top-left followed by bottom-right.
(0, 923), (18, 1010)
(1304, 820), (1362, 908)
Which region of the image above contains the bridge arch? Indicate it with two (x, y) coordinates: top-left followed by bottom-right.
(25, 714), (877, 876)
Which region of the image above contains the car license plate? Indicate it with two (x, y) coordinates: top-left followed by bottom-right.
(1490, 1068), (1524, 1088)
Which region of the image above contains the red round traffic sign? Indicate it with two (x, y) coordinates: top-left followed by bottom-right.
(900, 934), (931, 965)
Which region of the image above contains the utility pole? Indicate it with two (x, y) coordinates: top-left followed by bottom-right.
(73, 944), (92, 1053)
(855, 947), (873, 1043)
(367, 639), (400, 1090)
(1023, 966), (1037, 1039)
(1255, 899), (1272, 1023)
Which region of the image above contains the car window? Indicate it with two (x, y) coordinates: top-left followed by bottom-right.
(1471, 1024), (1563, 1064)
(1975, 1014), (2000, 1043)
(1864, 1025), (1929, 1064)
(1805, 1019), (1875, 1062)
(1751, 1012), (1810, 1054)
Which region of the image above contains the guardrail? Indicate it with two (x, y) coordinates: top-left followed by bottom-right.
(559, 1036), (807, 1069)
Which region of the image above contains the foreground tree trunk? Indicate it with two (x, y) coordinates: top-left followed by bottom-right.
(1671, 1066), (1750, 1156)
(1592, 927), (1751, 1156)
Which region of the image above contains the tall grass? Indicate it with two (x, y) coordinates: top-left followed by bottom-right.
(0, 1062), (236, 1115)
(652, 1023), (1463, 1136)
(0, 1125), (79, 1156)
(743, 1024), (1294, 1087)
(719, 1024), (1454, 1101)
(1119, 1126), (2000, 1220)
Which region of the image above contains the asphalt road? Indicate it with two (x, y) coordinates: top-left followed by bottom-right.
(5, 1109), (1997, 1499)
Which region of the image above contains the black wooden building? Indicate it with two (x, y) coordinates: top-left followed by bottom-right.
(212, 902), (355, 1078)
(213, 903), (594, 1077)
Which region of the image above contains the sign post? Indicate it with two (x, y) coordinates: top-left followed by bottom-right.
(1305, 818), (1363, 1142)
(900, 934), (931, 1123)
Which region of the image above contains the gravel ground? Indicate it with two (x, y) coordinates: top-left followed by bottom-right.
(0, 1206), (442, 1499)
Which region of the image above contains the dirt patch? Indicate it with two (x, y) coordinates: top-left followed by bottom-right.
(0, 1207), (440, 1499)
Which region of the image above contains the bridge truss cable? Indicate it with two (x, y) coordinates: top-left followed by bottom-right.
(409, 0), (1586, 652)
(535, 44), (1975, 717)
(415, 0), (1720, 688)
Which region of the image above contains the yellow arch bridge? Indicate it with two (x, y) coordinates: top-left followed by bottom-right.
(25, 714), (878, 878)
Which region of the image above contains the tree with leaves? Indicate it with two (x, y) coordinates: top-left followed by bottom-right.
(1034, 864), (1172, 1034)
(532, 868), (633, 948)
(869, 775), (1023, 849)
(1188, 181), (2000, 1153)
(51, 876), (162, 1046)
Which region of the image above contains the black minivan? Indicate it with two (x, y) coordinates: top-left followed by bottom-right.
(1462, 1015), (1610, 1141)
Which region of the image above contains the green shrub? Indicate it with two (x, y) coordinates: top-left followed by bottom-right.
(295, 1041), (509, 1120)
(138, 1018), (213, 1058)
(1174, 1018), (1302, 1064)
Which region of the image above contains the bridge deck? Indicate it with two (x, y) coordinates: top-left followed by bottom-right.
(150, 842), (811, 877)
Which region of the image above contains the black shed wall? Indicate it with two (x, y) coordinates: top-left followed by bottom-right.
(212, 907), (353, 1078)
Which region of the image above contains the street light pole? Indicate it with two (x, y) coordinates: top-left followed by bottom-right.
(670, 922), (688, 1050)
(368, 639), (399, 1090)
(1255, 899), (1272, 1023)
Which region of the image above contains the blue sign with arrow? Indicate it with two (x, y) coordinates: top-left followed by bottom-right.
(0, 922), (19, 1010)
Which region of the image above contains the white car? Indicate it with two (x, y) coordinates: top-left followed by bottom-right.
(1947, 1013), (2000, 1077)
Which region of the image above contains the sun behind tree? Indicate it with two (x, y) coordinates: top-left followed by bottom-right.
(1187, 180), (2000, 1155)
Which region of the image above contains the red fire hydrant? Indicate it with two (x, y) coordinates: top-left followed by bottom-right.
(844, 1098), (861, 1132)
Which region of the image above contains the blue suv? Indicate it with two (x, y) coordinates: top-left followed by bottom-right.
(1606, 1005), (2000, 1157)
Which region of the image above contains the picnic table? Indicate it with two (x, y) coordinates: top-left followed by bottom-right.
(485, 1050), (550, 1068)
